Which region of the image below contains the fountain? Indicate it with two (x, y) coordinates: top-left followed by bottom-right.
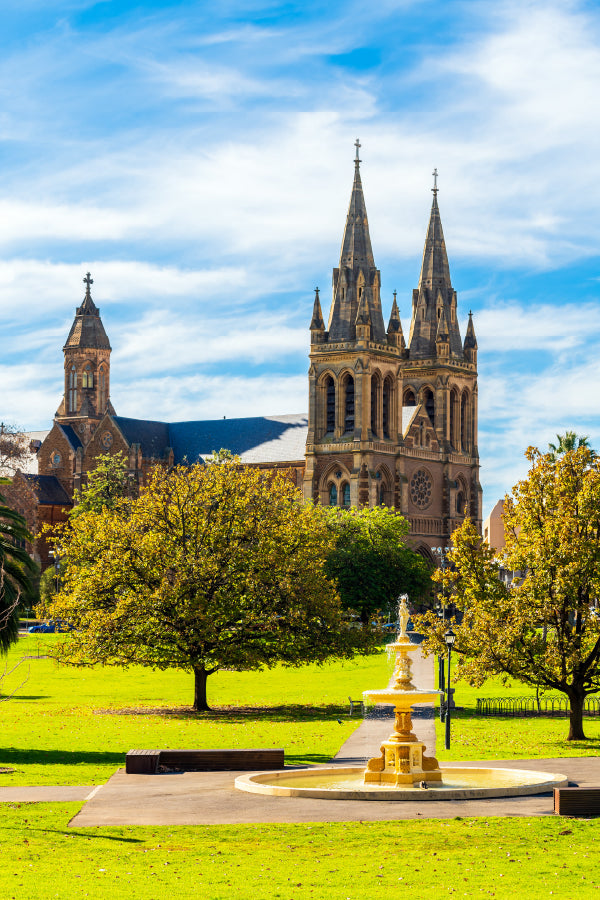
(235, 597), (567, 801)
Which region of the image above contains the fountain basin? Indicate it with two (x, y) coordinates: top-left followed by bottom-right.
(235, 765), (568, 801)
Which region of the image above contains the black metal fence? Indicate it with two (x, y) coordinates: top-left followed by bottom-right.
(476, 696), (600, 717)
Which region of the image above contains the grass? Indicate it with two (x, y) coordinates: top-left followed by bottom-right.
(1, 803), (600, 899)
(433, 655), (600, 760)
(0, 634), (393, 786)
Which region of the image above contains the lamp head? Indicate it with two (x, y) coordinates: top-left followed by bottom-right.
(444, 627), (456, 648)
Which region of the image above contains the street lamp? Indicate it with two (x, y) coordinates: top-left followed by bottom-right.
(444, 626), (456, 750)
(433, 545), (450, 719)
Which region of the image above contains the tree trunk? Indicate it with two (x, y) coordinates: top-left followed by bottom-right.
(567, 692), (587, 741)
(193, 666), (211, 712)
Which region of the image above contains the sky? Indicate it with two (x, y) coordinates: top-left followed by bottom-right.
(1, 0), (600, 517)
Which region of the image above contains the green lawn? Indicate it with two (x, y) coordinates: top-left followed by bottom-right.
(1, 803), (599, 899)
(434, 654), (600, 760)
(0, 634), (392, 786)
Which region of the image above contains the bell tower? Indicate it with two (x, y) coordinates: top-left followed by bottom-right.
(55, 273), (114, 444)
(304, 152), (482, 550)
(304, 141), (405, 510)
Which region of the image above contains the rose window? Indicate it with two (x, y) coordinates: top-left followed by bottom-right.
(410, 469), (432, 509)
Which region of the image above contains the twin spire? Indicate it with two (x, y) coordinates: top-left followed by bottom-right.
(314, 145), (475, 361)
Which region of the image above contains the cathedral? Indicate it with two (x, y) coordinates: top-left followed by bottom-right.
(10, 146), (481, 567)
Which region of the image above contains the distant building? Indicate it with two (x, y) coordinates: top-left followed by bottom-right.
(483, 499), (506, 550)
(10, 147), (482, 568)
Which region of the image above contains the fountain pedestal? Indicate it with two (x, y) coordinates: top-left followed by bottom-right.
(363, 599), (443, 786)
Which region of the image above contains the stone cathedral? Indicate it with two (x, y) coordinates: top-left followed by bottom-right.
(12, 146), (481, 567)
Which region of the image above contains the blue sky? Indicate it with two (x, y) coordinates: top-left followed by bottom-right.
(2, 0), (600, 516)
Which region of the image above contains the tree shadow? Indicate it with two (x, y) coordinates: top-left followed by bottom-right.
(96, 703), (351, 722)
(0, 748), (125, 768)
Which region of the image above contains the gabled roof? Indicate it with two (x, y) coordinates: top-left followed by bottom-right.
(111, 417), (170, 459)
(23, 474), (72, 506)
(58, 424), (82, 451)
(168, 414), (308, 465)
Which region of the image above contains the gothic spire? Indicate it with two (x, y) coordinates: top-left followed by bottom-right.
(407, 172), (463, 359)
(310, 287), (325, 334)
(64, 272), (111, 350)
(326, 141), (386, 343)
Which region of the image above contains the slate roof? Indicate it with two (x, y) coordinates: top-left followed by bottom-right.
(58, 424), (82, 451)
(23, 474), (72, 506)
(112, 417), (170, 459)
(168, 414), (309, 465)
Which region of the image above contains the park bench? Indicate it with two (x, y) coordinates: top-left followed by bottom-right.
(554, 787), (600, 817)
(348, 696), (366, 716)
(125, 747), (285, 775)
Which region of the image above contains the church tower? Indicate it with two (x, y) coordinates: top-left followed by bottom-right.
(304, 150), (481, 552)
(55, 272), (114, 444)
(304, 140), (405, 510)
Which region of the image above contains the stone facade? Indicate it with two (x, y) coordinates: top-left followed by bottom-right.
(26, 149), (481, 567)
(303, 151), (481, 558)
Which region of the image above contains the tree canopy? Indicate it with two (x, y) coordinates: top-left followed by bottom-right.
(324, 506), (432, 623)
(0, 423), (31, 477)
(42, 461), (375, 709)
(70, 452), (132, 517)
(416, 444), (600, 741)
(0, 487), (37, 652)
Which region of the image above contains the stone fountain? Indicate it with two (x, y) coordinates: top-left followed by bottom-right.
(362, 596), (442, 787)
(235, 596), (567, 801)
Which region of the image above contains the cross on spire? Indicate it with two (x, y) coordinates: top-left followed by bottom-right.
(354, 138), (361, 165)
(83, 272), (94, 296)
(432, 168), (439, 196)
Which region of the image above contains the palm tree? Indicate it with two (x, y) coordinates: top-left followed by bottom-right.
(548, 431), (591, 461)
(0, 490), (37, 653)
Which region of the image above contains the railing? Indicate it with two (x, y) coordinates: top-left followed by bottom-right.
(476, 696), (600, 717)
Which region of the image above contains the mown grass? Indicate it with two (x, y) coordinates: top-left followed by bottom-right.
(1, 803), (600, 899)
(0, 634), (392, 786)
(433, 654), (600, 760)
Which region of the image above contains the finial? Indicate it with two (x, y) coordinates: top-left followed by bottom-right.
(354, 138), (361, 165)
(469, 309), (473, 317)
(393, 289), (397, 303)
(315, 286), (320, 299)
(432, 168), (438, 196)
(83, 272), (94, 297)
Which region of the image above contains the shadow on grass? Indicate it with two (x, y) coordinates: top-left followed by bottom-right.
(0, 748), (125, 768)
(95, 703), (351, 722)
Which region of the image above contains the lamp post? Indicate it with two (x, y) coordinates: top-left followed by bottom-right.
(444, 626), (456, 750)
(433, 545), (450, 720)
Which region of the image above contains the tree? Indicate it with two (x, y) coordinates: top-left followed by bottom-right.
(70, 452), (132, 517)
(324, 506), (432, 624)
(0, 423), (31, 476)
(0, 488), (37, 652)
(416, 444), (600, 741)
(41, 461), (373, 710)
(548, 431), (591, 460)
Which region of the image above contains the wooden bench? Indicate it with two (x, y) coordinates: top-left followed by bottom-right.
(554, 787), (600, 817)
(126, 747), (285, 775)
(348, 696), (366, 717)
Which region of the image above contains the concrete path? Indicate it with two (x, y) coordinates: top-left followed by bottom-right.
(333, 643), (437, 765)
(68, 757), (597, 827)
(0, 785), (95, 803)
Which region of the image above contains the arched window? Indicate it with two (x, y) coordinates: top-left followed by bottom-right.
(403, 389), (416, 407)
(343, 374), (354, 434)
(449, 389), (458, 448)
(461, 392), (469, 452)
(423, 388), (435, 426)
(328, 483), (338, 506)
(342, 482), (351, 507)
(325, 376), (335, 434)
(68, 365), (77, 412)
(99, 366), (107, 410)
(371, 374), (380, 437)
(456, 490), (465, 515)
(378, 482), (387, 506)
(382, 377), (391, 439)
(82, 364), (94, 389)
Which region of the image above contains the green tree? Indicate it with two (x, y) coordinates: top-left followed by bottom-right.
(416, 444), (600, 741)
(0, 487), (37, 653)
(70, 452), (132, 517)
(324, 506), (432, 624)
(42, 461), (374, 710)
(548, 431), (591, 460)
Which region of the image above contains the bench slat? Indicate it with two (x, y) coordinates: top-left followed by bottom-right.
(126, 747), (285, 774)
(554, 787), (600, 816)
